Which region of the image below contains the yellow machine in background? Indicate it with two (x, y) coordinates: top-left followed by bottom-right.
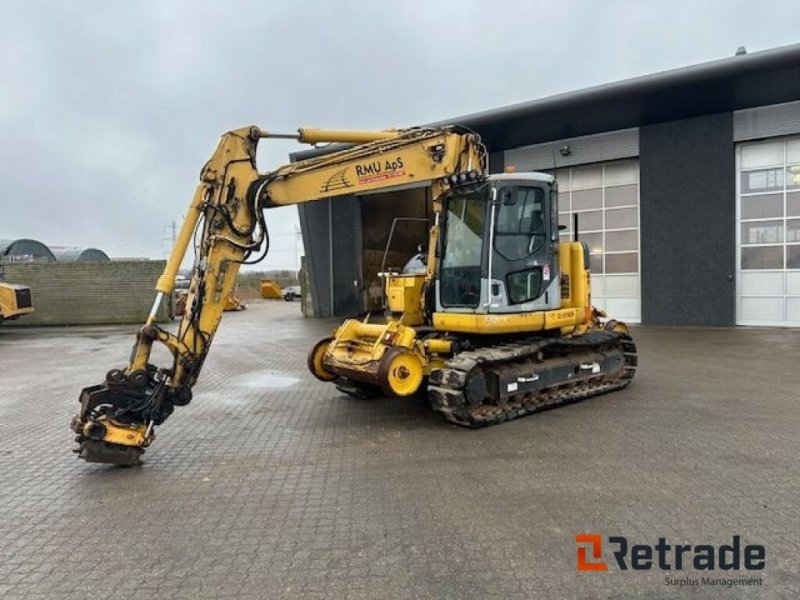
(71, 124), (636, 465)
(176, 289), (244, 316)
(0, 282), (34, 323)
(223, 290), (246, 312)
(259, 279), (282, 299)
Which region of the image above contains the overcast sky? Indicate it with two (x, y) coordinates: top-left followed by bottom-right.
(2, 1), (799, 270)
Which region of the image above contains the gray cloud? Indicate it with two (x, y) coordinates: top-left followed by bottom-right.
(2, 0), (798, 269)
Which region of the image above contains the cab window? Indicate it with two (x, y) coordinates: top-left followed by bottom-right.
(494, 187), (545, 261)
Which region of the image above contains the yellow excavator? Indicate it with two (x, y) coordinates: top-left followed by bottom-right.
(71, 125), (636, 465)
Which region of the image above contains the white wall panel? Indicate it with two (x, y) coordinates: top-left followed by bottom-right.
(605, 298), (640, 322)
(590, 275), (604, 297)
(740, 272), (784, 296)
(787, 138), (800, 163)
(604, 160), (639, 186)
(740, 297), (784, 322)
(786, 272), (800, 296)
(740, 142), (784, 168)
(604, 275), (639, 297)
(786, 298), (800, 322)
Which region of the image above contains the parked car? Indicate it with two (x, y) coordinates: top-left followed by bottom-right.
(282, 285), (301, 302)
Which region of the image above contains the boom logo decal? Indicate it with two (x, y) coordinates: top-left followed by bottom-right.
(319, 168), (354, 193)
(355, 157), (405, 184)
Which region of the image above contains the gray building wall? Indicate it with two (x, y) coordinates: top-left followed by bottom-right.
(298, 197), (362, 318)
(488, 150), (504, 174)
(733, 99), (800, 141)
(1, 261), (170, 326)
(504, 128), (639, 171)
(639, 112), (736, 326)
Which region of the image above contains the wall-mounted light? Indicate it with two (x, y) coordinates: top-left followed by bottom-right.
(559, 145), (571, 157)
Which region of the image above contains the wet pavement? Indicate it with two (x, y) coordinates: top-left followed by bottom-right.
(0, 301), (798, 599)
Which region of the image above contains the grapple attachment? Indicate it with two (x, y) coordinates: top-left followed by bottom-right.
(71, 367), (190, 466)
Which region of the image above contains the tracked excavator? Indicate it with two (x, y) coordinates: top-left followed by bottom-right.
(71, 125), (636, 466)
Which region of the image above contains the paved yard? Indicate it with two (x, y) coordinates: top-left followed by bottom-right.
(0, 301), (798, 599)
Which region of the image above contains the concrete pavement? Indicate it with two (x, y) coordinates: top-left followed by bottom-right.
(1, 301), (798, 599)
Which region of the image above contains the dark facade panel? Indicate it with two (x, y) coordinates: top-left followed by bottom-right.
(297, 197), (362, 318)
(640, 113), (735, 326)
(488, 151), (504, 174)
(331, 197), (362, 316)
(298, 201), (331, 318)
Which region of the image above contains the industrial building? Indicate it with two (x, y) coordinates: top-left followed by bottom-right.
(297, 43), (800, 327)
(49, 246), (110, 262)
(0, 238), (56, 263)
(0, 240), (110, 263)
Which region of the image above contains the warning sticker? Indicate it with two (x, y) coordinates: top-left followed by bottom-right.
(542, 264), (550, 281)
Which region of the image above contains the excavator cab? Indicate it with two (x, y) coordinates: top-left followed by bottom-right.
(437, 173), (561, 316)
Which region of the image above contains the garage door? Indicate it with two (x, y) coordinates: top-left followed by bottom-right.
(736, 137), (800, 326)
(557, 159), (640, 322)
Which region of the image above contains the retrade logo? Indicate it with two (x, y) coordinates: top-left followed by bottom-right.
(575, 533), (608, 571)
(576, 534), (608, 571)
(575, 534), (765, 572)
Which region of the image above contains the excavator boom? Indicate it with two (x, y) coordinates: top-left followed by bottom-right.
(71, 125), (486, 465)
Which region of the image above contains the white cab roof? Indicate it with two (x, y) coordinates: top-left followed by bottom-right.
(488, 172), (555, 184)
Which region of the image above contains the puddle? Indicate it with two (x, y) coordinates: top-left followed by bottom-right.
(242, 371), (299, 389)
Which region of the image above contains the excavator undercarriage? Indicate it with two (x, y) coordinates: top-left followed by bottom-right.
(428, 327), (637, 427)
(312, 318), (637, 428)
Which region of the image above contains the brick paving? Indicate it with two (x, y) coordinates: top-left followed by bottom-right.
(0, 300), (798, 599)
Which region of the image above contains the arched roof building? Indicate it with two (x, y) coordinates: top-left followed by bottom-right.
(50, 247), (111, 262)
(0, 238), (57, 263)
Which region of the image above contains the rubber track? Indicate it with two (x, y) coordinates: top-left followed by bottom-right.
(428, 331), (637, 427)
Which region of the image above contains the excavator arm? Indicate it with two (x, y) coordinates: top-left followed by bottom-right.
(71, 125), (486, 465)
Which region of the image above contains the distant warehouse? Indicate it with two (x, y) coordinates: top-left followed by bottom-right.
(0, 238), (56, 263)
(0, 240), (110, 263)
(49, 246), (110, 263)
